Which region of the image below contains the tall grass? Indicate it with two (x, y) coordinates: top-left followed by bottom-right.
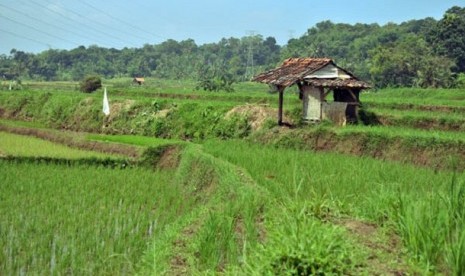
(396, 172), (465, 273)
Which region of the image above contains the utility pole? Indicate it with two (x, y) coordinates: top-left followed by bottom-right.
(244, 30), (256, 81)
(288, 29), (295, 40)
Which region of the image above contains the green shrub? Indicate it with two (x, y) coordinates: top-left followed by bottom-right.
(80, 75), (102, 93)
(455, 73), (465, 88)
(195, 66), (235, 92)
(255, 203), (362, 275)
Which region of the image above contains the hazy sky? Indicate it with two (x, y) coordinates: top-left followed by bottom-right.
(0, 0), (463, 55)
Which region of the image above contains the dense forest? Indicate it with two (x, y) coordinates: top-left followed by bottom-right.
(1, 6), (464, 88)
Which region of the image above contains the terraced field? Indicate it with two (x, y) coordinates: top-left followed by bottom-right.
(1, 80), (465, 274)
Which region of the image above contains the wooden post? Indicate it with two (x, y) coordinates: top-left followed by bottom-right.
(348, 89), (358, 102)
(278, 85), (284, 125)
(322, 88), (331, 101)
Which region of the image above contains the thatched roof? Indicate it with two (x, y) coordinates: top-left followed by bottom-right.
(252, 58), (370, 89)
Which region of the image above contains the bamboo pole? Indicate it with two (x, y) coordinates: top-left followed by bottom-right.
(278, 85), (284, 125)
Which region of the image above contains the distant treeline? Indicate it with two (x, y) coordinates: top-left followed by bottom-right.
(1, 6), (464, 88)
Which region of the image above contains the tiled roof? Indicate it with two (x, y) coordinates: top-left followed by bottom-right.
(305, 78), (371, 89)
(252, 58), (370, 89)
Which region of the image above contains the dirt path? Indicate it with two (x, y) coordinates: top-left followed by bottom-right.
(335, 217), (409, 275)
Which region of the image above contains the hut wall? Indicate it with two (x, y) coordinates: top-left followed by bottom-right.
(333, 88), (360, 123)
(322, 102), (348, 126)
(302, 86), (323, 121)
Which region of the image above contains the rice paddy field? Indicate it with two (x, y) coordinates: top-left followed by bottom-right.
(1, 79), (465, 274)
(0, 131), (115, 158)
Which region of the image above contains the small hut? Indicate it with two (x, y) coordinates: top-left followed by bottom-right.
(252, 58), (370, 125)
(133, 77), (145, 85)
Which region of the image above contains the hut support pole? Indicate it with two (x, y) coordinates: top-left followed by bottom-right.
(278, 85), (284, 125)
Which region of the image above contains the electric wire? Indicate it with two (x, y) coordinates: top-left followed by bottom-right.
(0, 13), (80, 47)
(24, 0), (138, 48)
(0, 3), (113, 48)
(80, 0), (166, 41)
(0, 28), (52, 48)
(38, 0), (144, 46)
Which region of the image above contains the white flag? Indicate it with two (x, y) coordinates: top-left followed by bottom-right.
(103, 87), (110, 115)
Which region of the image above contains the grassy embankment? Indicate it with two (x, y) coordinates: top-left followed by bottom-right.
(0, 82), (282, 139)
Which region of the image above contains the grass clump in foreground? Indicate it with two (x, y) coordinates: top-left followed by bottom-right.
(396, 172), (465, 274)
(250, 200), (364, 275)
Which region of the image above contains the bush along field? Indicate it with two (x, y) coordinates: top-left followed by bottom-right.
(2, 82), (465, 274)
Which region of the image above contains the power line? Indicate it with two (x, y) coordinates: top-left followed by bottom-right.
(0, 28), (52, 49)
(67, 1), (145, 45)
(25, 0), (138, 48)
(0, 3), (112, 48)
(80, 0), (166, 41)
(40, 0), (143, 47)
(0, 12), (80, 47)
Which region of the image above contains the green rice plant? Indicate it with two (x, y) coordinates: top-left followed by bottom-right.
(196, 211), (238, 271)
(362, 88), (465, 107)
(0, 161), (184, 275)
(449, 230), (465, 276)
(396, 191), (447, 270)
(393, 170), (465, 275)
(0, 131), (118, 159)
(444, 172), (465, 275)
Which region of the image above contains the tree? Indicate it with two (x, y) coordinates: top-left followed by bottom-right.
(10, 49), (33, 78)
(80, 75), (102, 93)
(196, 64), (235, 92)
(430, 6), (465, 72)
(369, 36), (454, 88)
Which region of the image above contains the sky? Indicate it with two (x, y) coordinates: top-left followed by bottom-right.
(0, 0), (463, 55)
